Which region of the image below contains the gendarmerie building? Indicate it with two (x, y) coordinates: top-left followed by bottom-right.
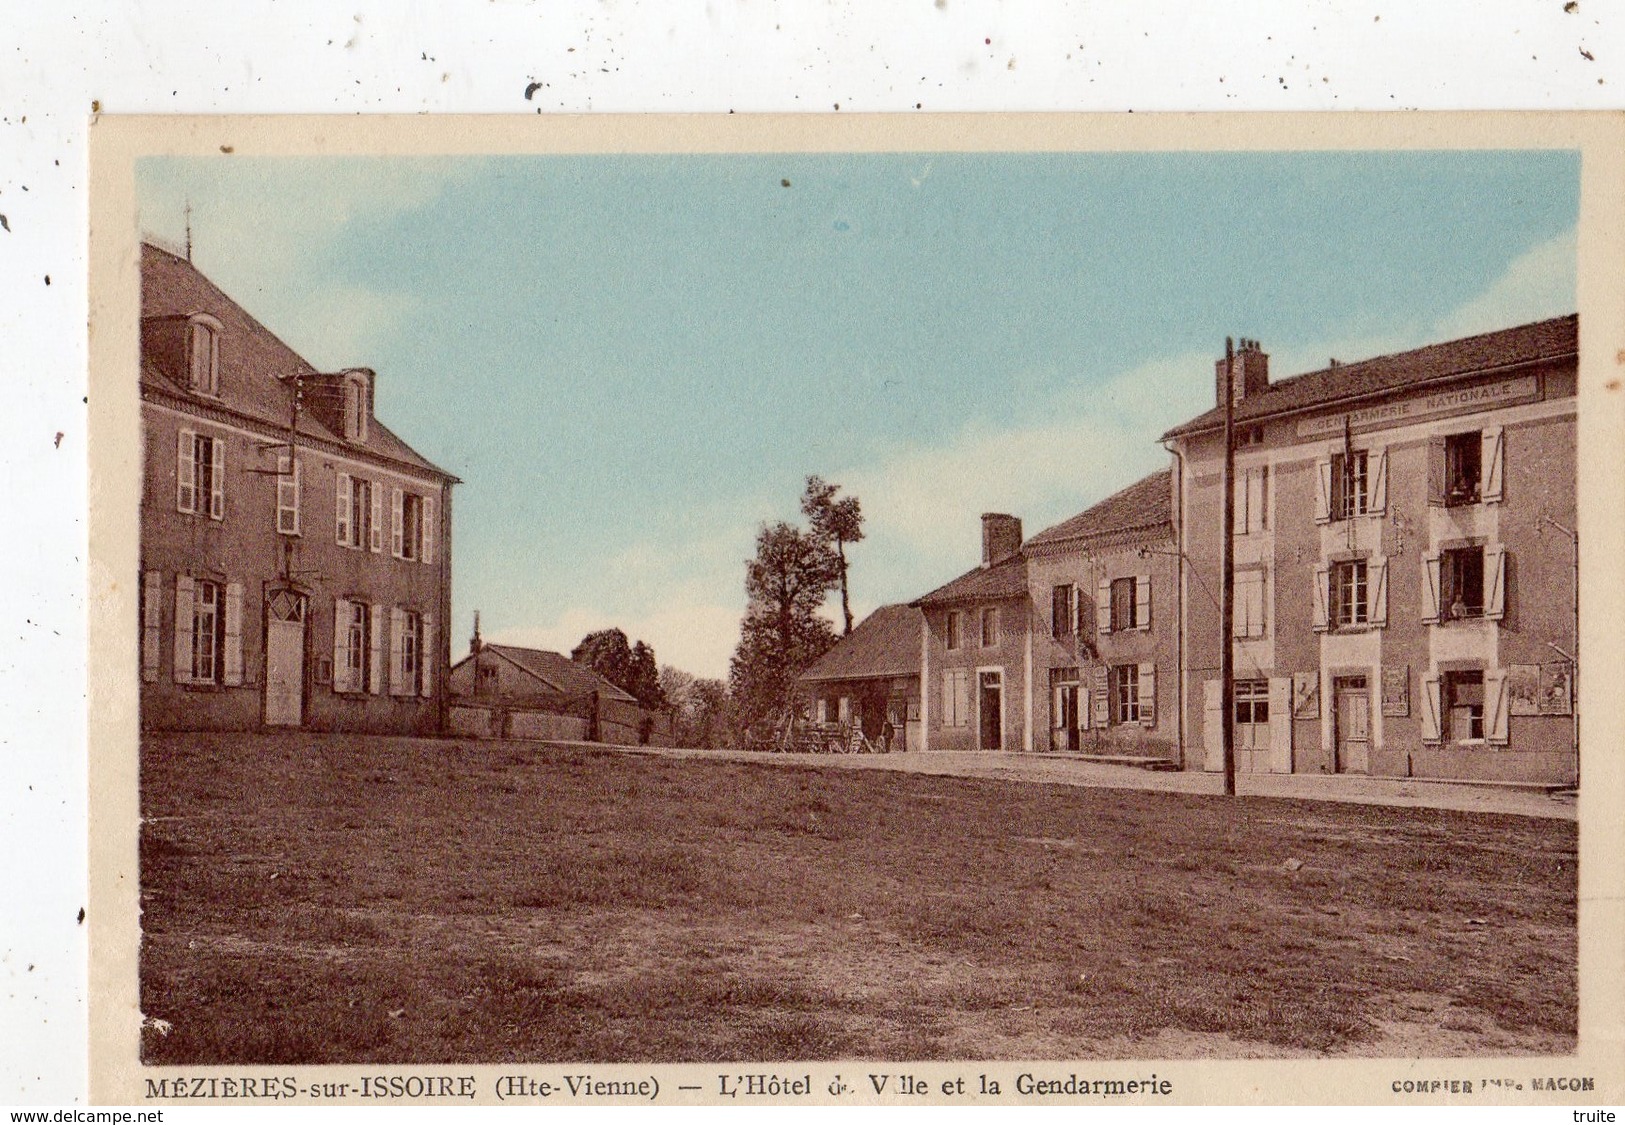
(1161, 316), (1578, 785)
(138, 243), (457, 733)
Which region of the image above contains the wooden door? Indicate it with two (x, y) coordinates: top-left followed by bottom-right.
(263, 591), (305, 727)
(979, 671), (1003, 751)
(1333, 678), (1369, 774)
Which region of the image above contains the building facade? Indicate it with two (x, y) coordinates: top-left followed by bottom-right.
(447, 640), (672, 746)
(1163, 318), (1578, 785)
(799, 603), (923, 752)
(139, 243), (457, 734)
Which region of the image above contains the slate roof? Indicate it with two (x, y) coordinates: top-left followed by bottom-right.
(801, 604), (924, 683)
(140, 242), (454, 480)
(467, 643), (639, 704)
(912, 553), (1029, 609)
(1025, 469), (1173, 549)
(1160, 315), (1578, 440)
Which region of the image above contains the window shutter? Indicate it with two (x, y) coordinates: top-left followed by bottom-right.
(1233, 472), (1249, 535)
(1422, 551), (1442, 625)
(391, 488), (405, 557)
(370, 483), (384, 552)
(1367, 556), (1388, 627)
(957, 672), (971, 728)
(1486, 668), (1510, 745)
(369, 604), (385, 695)
(1481, 426), (1505, 503)
(1420, 673), (1442, 743)
(1092, 666), (1109, 727)
(1426, 436), (1447, 506)
(422, 494), (437, 565)
(1134, 575), (1152, 630)
(1078, 679), (1092, 730)
(389, 607), (407, 695)
(223, 582), (244, 685)
(1311, 564), (1329, 632)
(1367, 448), (1388, 515)
(1484, 546), (1507, 621)
(1096, 578), (1112, 635)
(335, 472), (352, 545)
(332, 598), (352, 693)
(176, 431), (196, 513)
(1267, 677), (1293, 773)
(1202, 679), (1224, 771)
(1313, 458), (1332, 524)
(172, 575), (195, 683)
(420, 614), (435, 697)
(209, 437), (225, 520)
(1138, 661), (1156, 727)
(940, 671), (954, 726)
(141, 571), (162, 683)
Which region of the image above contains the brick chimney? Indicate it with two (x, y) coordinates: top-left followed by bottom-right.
(1214, 338), (1269, 407)
(981, 513), (1023, 568)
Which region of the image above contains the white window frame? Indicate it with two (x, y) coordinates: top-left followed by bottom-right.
(276, 452), (301, 536)
(187, 316), (221, 395)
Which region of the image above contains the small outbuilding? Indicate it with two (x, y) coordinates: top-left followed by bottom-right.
(799, 604), (924, 752)
(448, 641), (672, 746)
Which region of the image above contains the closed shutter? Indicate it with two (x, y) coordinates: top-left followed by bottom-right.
(223, 582), (244, 685)
(1422, 551), (1442, 624)
(369, 604), (385, 695)
(335, 472), (352, 544)
(391, 488), (405, 557)
(1092, 666), (1109, 727)
(1233, 471), (1249, 534)
(1078, 676), (1092, 730)
(141, 571), (162, 682)
(1267, 676), (1293, 773)
(209, 437), (225, 520)
(420, 614), (436, 697)
(1134, 575), (1152, 630)
(1367, 447), (1388, 514)
(1096, 578), (1112, 635)
(422, 495), (437, 565)
(1486, 668), (1510, 745)
(1367, 556), (1388, 627)
(1421, 672), (1442, 743)
(176, 431), (196, 513)
(370, 483), (384, 552)
(1312, 564), (1330, 632)
(1426, 435), (1447, 505)
(1313, 458), (1333, 524)
(332, 598), (352, 692)
(957, 672), (971, 728)
(172, 575), (195, 683)
(1138, 661), (1156, 727)
(1203, 679), (1224, 770)
(1481, 426), (1505, 502)
(390, 607), (407, 695)
(1484, 546), (1507, 621)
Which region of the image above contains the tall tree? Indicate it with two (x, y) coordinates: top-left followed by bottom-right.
(571, 628), (666, 709)
(728, 521), (840, 731)
(801, 475), (865, 635)
(660, 664), (730, 748)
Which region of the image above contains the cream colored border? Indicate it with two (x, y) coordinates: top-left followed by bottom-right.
(89, 112), (1625, 1106)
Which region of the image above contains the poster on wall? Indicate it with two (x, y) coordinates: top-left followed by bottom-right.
(1539, 662), (1574, 716)
(1292, 671), (1319, 719)
(1508, 664), (1541, 716)
(1380, 665), (1409, 717)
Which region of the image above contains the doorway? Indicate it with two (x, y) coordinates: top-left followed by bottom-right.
(1333, 675), (1369, 774)
(264, 588), (305, 727)
(978, 669), (1003, 750)
(1054, 679), (1081, 753)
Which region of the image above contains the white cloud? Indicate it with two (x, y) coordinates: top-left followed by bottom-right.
(1429, 226), (1576, 342)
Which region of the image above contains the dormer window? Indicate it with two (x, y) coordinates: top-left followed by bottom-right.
(186, 315), (221, 395)
(343, 373), (369, 442)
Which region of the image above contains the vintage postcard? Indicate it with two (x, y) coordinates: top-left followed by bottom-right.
(87, 113), (1625, 1107)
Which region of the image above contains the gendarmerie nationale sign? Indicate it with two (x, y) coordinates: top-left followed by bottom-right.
(1295, 374), (1540, 437)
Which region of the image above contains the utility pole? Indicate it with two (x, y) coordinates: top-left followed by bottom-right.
(1220, 337), (1237, 796)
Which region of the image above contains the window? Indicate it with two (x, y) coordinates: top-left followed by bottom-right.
(343, 375), (370, 442)
(276, 453), (301, 536)
(388, 607), (434, 697)
(187, 318), (219, 395)
(1052, 584), (1076, 639)
(1441, 546), (1485, 621)
(1233, 678), (1271, 751)
(980, 606), (1000, 647)
(345, 602), (370, 691)
(941, 668), (970, 727)
(1331, 450), (1368, 520)
(1444, 670), (1485, 742)
(1111, 664), (1141, 724)
(191, 580), (220, 683)
(1333, 560), (1368, 628)
(1234, 568), (1267, 639)
(1099, 575), (1151, 634)
(391, 488), (437, 563)
(173, 577), (242, 686)
(402, 611), (421, 686)
(1110, 577), (1136, 632)
(176, 431), (224, 519)
(336, 474), (375, 549)
(1444, 433), (1481, 506)
(1235, 465), (1269, 535)
(945, 610), (962, 651)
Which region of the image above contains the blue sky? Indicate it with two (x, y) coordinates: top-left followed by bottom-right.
(138, 150), (1578, 678)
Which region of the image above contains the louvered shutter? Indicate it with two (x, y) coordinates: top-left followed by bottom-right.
(176, 431), (196, 513)
(172, 575), (195, 683)
(209, 437), (225, 520)
(1134, 575), (1152, 630)
(370, 483), (384, 552)
(1313, 458), (1333, 524)
(1420, 673), (1442, 743)
(1485, 668), (1510, 746)
(141, 571), (162, 682)
(1484, 546), (1507, 621)
(369, 604), (385, 695)
(1312, 565), (1330, 632)
(420, 614), (436, 697)
(1426, 436), (1447, 505)
(1268, 677), (1293, 773)
(1092, 665), (1109, 726)
(1138, 661), (1156, 727)
(223, 582), (244, 685)
(1367, 556), (1388, 627)
(1078, 677), (1092, 730)
(389, 608), (407, 695)
(1233, 471), (1249, 535)
(1096, 578), (1112, 635)
(422, 494), (437, 565)
(333, 598), (352, 693)
(957, 672), (971, 728)
(1481, 426), (1505, 502)
(1202, 679), (1224, 771)
(335, 472), (352, 545)
(391, 488), (405, 557)
(1367, 447), (1388, 514)
(1422, 552), (1442, 624)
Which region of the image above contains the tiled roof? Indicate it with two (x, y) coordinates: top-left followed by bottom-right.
(140, 243), (453, 479)
(1025, 469), (1173, 548)
(801, 604), (923, 683)
(480, 644), (639, 704)
(1161, 315), (1578, 440)
(912, 553), (1028, 608)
